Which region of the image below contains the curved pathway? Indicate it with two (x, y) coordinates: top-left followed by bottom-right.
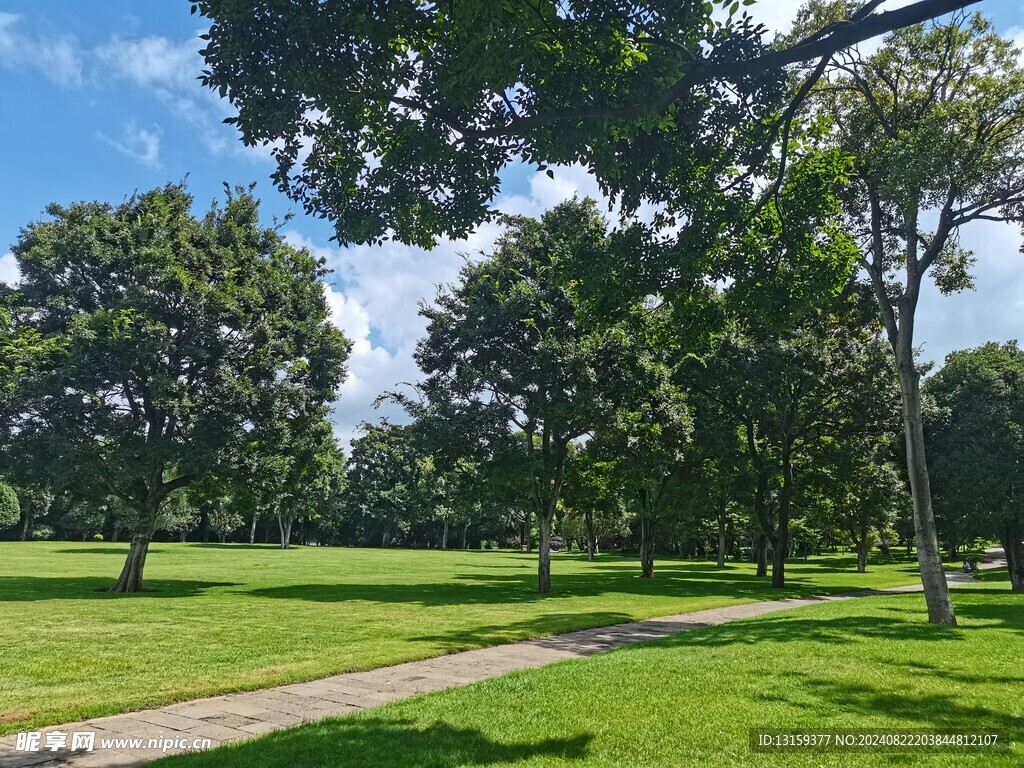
(0, 552), (1006, 768)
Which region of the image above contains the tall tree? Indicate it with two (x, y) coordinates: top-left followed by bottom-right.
(810, 13), (1024, 622)
(343, 421), (424, 547)
(697, 292), (898, 587)
(926, 342), (1024, 591)
(3, 184), (350, 591)
(587, 310), (693, 578)
(416, 200), (632, 592)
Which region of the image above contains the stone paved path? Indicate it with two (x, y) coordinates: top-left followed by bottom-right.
(0, 553), (1005, 768)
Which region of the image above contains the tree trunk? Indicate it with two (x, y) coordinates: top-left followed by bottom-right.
(249, 513), (257, 545)
(537, 513), (553, 593)
(112, 531), (151, 593)
(111, 526), (119, 543)
(755, 534), (768, 578)
(278, 513), (292, 550)
(716, 504), (727, 569)
(639, 515), (656, 578)
(522, 509), (532, 551)
(179, 528), (188, 543)
(1001, 519), (1024, 593)
(462, 522), (469, 549)
(771, 444), (794, 589)
(584, 508), (596, 561)
(899, 365), (957, 624)
(856, 525), (869, 573)
(442, 519), (449, 550)
(19, 509), (30, 541)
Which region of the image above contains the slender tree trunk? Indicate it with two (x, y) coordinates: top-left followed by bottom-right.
(462, 522), (469, 549)
(179, 528), (188, 543)
(111, 526), (119, 543)
(584, 508), (596, 561)
(639, 515), (656, 578)
(278, 513), (292, 550)
(1001, 518), (1024, 593)
(522, 509), (532, 551)
(771, 444), (794, 589)
(899, 365), (957, 623)
(442, 519), (449, 550)
(249, 512), (257, 545)
(537, 512), (553, 593)
(717, 504), (727, 569)
(19, 510), (30, 541)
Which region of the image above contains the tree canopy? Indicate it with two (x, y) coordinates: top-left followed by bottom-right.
(2, 184), (351, 590)
(195, 0), (980, 247)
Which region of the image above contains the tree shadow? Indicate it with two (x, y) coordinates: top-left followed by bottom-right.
(53, 546), (131, 555)
(783, 672), (1024, 734)
(246, 566), (899, 608)
(157, 716), (592, 768)
(408, 611), (635, 649)
(0, 576), (238, 600)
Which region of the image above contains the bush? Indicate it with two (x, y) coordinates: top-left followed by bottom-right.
(31, 526), (54, 541)
(0, 482), (20, 529)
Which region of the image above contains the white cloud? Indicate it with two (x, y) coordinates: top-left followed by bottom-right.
(95, 34), (203, 90)
(0, 252), (20, 286)
(98, 120), (162, 168)
(0, 12), (83, 87)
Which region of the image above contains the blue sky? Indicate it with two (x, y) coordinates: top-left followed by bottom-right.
(1, 0), (1022, 445)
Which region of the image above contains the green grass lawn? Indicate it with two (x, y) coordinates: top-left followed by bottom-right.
(0, 542), (927, 733)
(156, 572), (1023, 768)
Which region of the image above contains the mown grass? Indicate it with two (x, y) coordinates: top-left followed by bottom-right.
(157, 572), (1023, 768)
(0, 542), (927, 733)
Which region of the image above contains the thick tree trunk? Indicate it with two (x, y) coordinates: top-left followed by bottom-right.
(856, 525), (869, 573)
(249, 513), (257, 545)
(111, 526), (119, 543)
(1001, 519), (1024, 593)
(537, 513), (552, 593)
(899, 366), (957, 624)
(717, 505), (727, 569)
(639, 515), (656, 578)
(442, 519), (448, 550)
(112, 531), (151, 593)
(754, 534), (768, 578)
(585, 508), (596, 561)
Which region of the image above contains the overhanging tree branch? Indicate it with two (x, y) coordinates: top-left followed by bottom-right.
(466, 0), (982, 139)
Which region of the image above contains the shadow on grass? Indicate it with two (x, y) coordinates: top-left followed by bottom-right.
(409, 611), (635, 649)
(158, 717), (592, 768)
(53, 546), (130, 555)
(246, 567), (906, 608)
(0, 576), (238, 600)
